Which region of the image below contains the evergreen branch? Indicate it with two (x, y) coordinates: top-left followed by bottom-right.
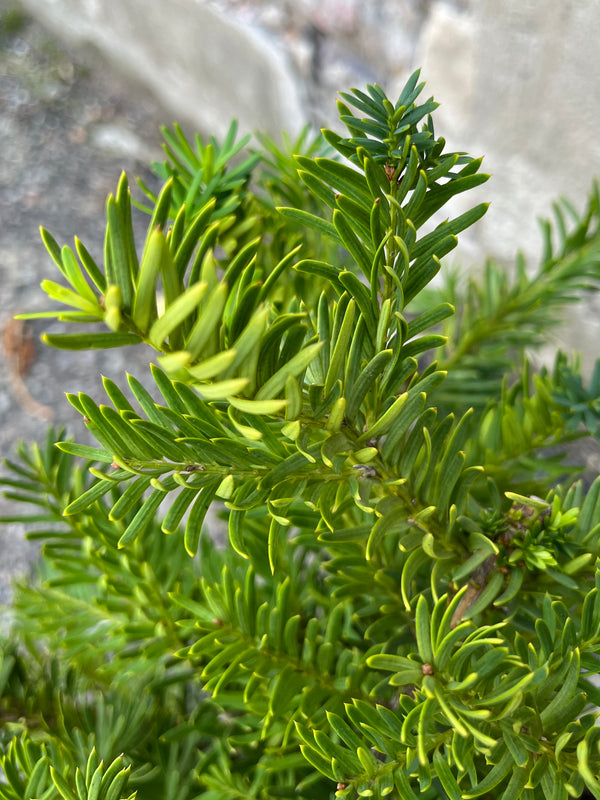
(3, 69), (600, 800)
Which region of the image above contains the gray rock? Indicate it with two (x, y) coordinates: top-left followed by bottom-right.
(415, 0), (600, 373)
(417, 1), (600, 264)
(0, 9), (167, 601)
(12, 0), (307, 139)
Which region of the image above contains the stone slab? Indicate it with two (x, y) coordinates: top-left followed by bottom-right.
(12, 0), (307, 139)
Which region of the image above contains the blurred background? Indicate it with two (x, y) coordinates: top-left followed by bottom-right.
(1, 0), (600, 595)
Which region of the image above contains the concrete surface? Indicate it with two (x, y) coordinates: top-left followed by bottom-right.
(415, 0), (600, 369)
(9, 0), (307, 139)
(0, 8), (166, 603)
(417, 1), (600, 260)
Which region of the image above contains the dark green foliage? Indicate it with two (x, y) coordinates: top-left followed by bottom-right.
(3, 70), (600, 799)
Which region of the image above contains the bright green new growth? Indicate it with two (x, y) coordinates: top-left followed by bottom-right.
(2, 71), (600, 800)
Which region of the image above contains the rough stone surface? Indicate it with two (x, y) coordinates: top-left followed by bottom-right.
(415, 0), (600, 371)
(11, 0), (307, 139)
(0, 7), (166, 603)
(417, 1), (600, 267)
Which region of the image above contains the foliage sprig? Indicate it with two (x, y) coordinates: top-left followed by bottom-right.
(3, 70), (600, 800)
